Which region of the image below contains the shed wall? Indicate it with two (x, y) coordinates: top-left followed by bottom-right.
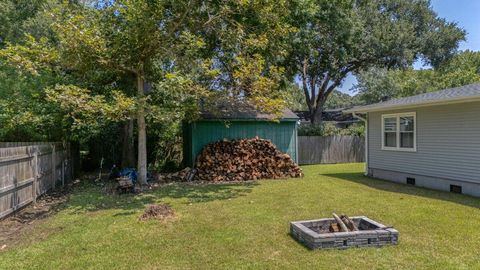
(368, 101), (480, 187)
(185, 120), (297, 167)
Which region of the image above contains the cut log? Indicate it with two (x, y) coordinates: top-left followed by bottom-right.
(332, 213), (349, 232)
(194, 137), (303, 182)
(340, 214), (359, 231)
(329, 223), (340, 233)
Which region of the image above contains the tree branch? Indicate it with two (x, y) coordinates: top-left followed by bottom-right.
(315, 74), (330, 107)
(301, 59), (313, 112)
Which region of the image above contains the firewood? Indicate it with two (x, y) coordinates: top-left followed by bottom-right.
(194, 137), (303, 182)
(333, 213), (349, 232)
(329, 223), (340, 232)
(340, 214), (358, 231)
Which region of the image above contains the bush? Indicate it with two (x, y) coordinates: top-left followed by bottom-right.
(298, 122), (364, 137)
(149, 121), (184, 173)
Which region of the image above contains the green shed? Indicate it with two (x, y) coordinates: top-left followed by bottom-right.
(183, 104), (299, 167)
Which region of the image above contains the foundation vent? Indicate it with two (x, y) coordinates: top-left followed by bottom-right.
(406, 177), (416, 185)
(450, 185), (462, 194)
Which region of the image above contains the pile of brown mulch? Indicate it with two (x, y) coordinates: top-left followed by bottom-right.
(139, 204), (175, 221)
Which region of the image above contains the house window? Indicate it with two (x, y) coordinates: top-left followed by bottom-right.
(382, 112), (416, 151)
(383, 117), (397, 147)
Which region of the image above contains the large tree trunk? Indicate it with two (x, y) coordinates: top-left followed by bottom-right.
(301, 66), (342, 126)
(121, 119), (136, 168)
(136, 73), (148, 185)
(310, 101), (325, 125)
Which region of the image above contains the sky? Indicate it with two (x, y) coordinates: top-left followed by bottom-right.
(337, 0), (480, 94)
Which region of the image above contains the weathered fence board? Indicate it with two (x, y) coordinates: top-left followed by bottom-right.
(298, 136), (365, 165)
(0, 142), (73, 219)
(0, 142), (52, 147)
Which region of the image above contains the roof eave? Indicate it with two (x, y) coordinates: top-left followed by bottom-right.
(345, 96), (480, 114)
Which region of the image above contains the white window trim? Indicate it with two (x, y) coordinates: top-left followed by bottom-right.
(381, 112), (416, 152)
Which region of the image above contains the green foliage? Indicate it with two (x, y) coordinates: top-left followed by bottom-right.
(0, 64), (53, 140)
(0, 0), (64, 141)
(0, 0), (469, 173)
(45, 85), (136, 142)
(355, 51), (480, 104)
(286, 0), (465, 123)
(0, 0), (54, 46)
(285, 85), (360, 111)
(189, 0), (297, 117)
(283, 83), (307, 111)
(148, 121), (183, 172)
(298, 122), (364, 137)
(324, 90), (360, 109)
(353, 67), (401, 104)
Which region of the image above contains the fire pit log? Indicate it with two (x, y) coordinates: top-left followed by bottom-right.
(341, 214), (359, 231)
(332, 213), (349, 232)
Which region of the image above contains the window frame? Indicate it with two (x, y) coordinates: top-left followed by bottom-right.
(381, 112), (416, 152)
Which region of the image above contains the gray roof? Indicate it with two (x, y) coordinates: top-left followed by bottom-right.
(200, 101), (298, 121)
(345, 83), (480, 113)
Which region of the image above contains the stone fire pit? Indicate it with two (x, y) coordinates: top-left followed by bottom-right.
(290, 216), (398, 249)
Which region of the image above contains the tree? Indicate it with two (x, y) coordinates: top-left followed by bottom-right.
(286, 0), (465, 124)
(1, 0), (296, 181)
(0, 0), (54, 46)
(355, 50), (480, 103)
(194, 0), (295, 117)
(323, 90), (359, 110)
(0, 0), (64, 141)
(353, 67), (402, 104)
(1, 1), (208, 184)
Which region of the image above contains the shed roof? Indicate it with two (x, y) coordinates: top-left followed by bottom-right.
(345, 83), (480, 113)
(199, 101), (298, 121)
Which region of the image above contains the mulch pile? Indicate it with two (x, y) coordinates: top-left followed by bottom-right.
(139, 204), (175, 221)
(194, 137), (303, 182)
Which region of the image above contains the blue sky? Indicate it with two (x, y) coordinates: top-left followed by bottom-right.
(337, 0), (480, 94)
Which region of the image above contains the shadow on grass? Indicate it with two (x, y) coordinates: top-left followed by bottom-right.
(154, 182), (257, 203)
(66, 181), (257, 214)
(322, 172), (480, 209)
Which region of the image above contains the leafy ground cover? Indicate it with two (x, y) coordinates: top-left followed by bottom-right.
(1, 163), (479, 269)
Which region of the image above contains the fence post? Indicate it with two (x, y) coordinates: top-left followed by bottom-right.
(33, 147), (38, 204)
(51, 143), (56, 190)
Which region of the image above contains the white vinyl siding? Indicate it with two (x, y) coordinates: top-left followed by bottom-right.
(381, 112), (416, 152)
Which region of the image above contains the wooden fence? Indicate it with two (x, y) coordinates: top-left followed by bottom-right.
(0, 142), (73, 219)
(298, 136), (365, 165)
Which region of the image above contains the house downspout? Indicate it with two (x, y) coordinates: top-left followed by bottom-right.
(352, 112), (368, 176)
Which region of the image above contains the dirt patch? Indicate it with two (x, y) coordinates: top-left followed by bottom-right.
(0, 181), (76, 252)
(139, 204), (175, 221)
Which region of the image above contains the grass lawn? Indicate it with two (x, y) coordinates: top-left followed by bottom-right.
(1, 163), (479, 269)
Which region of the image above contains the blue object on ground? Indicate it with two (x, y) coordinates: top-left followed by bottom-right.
(119, 168), (138, 185)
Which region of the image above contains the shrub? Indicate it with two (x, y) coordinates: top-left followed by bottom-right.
(298, 122), (364, 137)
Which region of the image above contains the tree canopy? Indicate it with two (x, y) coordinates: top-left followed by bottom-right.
(0, 0), (297, 181)
(286, 0), (465, 123)
(355, 50), (480, 104)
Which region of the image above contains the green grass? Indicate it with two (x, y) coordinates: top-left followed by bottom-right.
(1, 163), (479, 269)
